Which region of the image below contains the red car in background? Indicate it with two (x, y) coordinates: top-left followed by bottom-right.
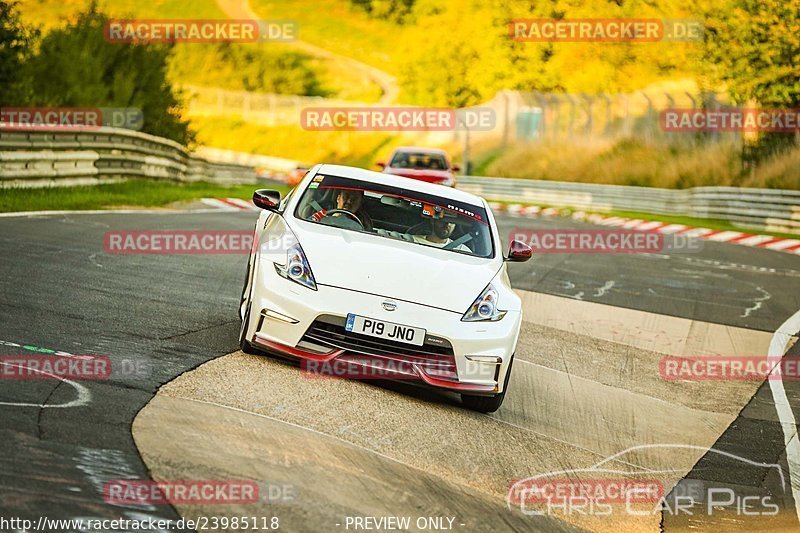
(376, 147), (460, 187)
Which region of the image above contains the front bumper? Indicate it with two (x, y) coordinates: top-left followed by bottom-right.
(247, 264), (520, 395)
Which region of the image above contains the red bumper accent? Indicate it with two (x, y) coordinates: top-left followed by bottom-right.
(252, 334), (496, 393)
(415, 365), (496, 392)
(253, 335), (343, 362)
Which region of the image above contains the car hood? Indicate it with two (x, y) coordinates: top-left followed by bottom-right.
(289, 220), (499, 313)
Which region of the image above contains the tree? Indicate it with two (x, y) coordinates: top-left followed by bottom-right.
(350, 0), (416, 23)
(396, 0), (698, 107)
(397, 0), (514, 107)
(21, 3), (193, 144)
(170, 43), (325, 96)
(702, 0), (800, 155)
(0, 0), (38, 105)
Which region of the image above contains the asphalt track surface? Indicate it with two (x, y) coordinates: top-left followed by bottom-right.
(493, 216), (800, 333)
(0, 208), (799, 532)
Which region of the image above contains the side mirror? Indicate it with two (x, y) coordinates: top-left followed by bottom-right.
(252, 189), (281, 211)
(376, 161), (386, 170)
(451, 164), (461, 172)
(506, 239), (532, 262)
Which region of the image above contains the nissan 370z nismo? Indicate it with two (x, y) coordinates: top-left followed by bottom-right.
(239, 164), (532, 412)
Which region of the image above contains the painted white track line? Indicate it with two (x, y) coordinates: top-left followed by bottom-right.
(491, 203), (800, 256)
(768, 310), (800, 523)
(0, 361), (91, 408)
(0, 208), (225, 218)
(0, 198), (259, 218)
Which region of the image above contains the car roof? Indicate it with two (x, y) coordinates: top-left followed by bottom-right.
(391, 146), (448, 155)
(315, 164), (483, 207)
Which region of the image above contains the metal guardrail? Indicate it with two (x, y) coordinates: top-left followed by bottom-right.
(0, 127), (257, 187)
(2, 127), (798, 235)
(457, 176), (800, 235)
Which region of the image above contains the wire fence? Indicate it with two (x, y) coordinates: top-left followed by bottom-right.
(179, 84), (738, 146)
(506, 89), (734, 145)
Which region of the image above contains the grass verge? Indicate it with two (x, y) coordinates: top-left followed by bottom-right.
(250, 0), (398, 72)
(484, 138), (800, 190)
(0, 179), (289, 213)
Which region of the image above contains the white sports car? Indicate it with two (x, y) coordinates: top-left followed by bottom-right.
(239, 164), (531, 412)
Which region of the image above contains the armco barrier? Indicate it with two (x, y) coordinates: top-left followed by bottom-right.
(457, 176), (800, 235)
(2, 127), (798, 235)
(0, 151), (99, 180)
(0, 127), (257, 187)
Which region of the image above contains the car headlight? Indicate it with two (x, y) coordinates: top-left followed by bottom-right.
(462, 284), (506, 322)
(274, 243), (317, 290)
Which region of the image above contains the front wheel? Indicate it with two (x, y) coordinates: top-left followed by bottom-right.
(239, 299), (260, 355)
(238, 254), (261, 355)
(461, 355), (514, 413)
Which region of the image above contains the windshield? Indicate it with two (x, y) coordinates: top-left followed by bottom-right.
(389, 152), (448, 170)
(294, 174), (494, 258)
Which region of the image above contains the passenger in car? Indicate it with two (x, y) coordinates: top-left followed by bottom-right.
(412, 218), (471, 252)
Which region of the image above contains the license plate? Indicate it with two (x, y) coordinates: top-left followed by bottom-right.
(345, 314), (426, 346)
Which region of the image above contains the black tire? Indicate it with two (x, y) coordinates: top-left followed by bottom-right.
(239, 301), (260, 355)
(238, 253), (261, 355)
(461, 355), (514, 413)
